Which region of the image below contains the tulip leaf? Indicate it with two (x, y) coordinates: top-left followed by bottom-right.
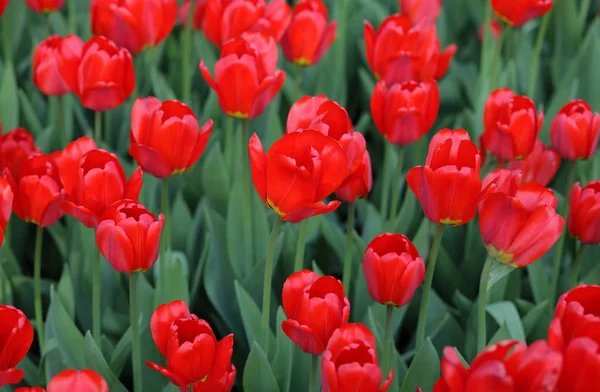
(153, 250), (190, 307)
(0, 66), (19, 129)
(487, 260), (517, 290)
(271, 307), (293, 392)
(170, 192), (192, 252)
(150, 68), (177, 101)
(56, 265), (75, 320)
(109, 326), (132, 378)
(201, 143), (230, 215)
(522, 300), (551, 341)
(243, 341), (280, 392)
(486, 301), (526, 342)
(234, 280), (275, 352)
(399, 338), (440, 392)
(84, 332), (128, 392)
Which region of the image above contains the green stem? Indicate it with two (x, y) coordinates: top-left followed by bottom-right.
(294, 66), (302, 101)
(379, 143), (393, 220)
(415, 223), (445, 349)
(92, 245), (101, 344)
(104, 111), (111, 148)
(570, 243), (585, 289)
(224, 116), (235, 176)
(294, 219), (309, 272)
(387, 145), (405, 230)
(527, 11), (552, 98)
(160, 179), (170, 297)
(309, 354), (319, 392)
(55, 96), (67, 148)
(382, 304), (394, 374)
(341, 202), (356, 292)
(44, 14), (52, 36)
(67, 0), (76, 33)
(261, 218), (282, 354)
(34, 226), (44, 351)
(181, 0), (196, 103)
(94, 111), (102, 144)
(129, 273), (142, 392)
(477, 255), (494, 352)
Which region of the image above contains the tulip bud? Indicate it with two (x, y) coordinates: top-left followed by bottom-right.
(33, 35), (83, 96)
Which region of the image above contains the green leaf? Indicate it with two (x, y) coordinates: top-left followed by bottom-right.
(243, 341), (280, 392)
(527, 261), (551, 304)
(400, 338), (440, 392)
(84, 333), (128, 392)
(271, 307), (293, 392)
(150, 68), (177, 100)
(56, 265), (75, 320)
(154, 250), (190, 307)
(201, 143), (230, 215)
(109, 326), (132, 378)
(234, 280), (275, 351)
(170, 192), (192, 252)
(488, 260), (517, 289)
(486, 301), (526, 342)
(0, 66), (19, 129)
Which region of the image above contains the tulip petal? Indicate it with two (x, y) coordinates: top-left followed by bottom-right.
(96, 220), (135, 273)
(281, 319), (325, 355)
(248, 133), (268, 205)
(129, 143), (172, 179)
(150, 300), (191, 357)
(250, 70), (286, 119)
(282, 200), (341, 223)
(125, 166), (144, 201)
(0, 368), (24, 386)
(145, 361), (188, 389)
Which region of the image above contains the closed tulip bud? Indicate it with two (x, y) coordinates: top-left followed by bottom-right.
(371, 79), (440, 145)
(47, 369), (108, 392)
(1, 127), (39, 180)
(508, 140), (560, 186)
(281, 0), (336, 66)
(483, 88), (544, 161)
(24, 0), (63, 13)
(363, 233), (425, 307)
(321, 323), (393, 392)
(364, 14), (456, 84)
(568, 182), (600, 244)
(479, 182), (563, 267)
(401, 0), (442, 25)
(282, 270), (350, 355)
(335, 150), (373, 202)
(96, 199), (164, 273)
(130, 97), (213, 179)
(91, 0), (178, 54)
(482, 168), (522, 196)
(33, 35), (83, 96)
(550, 100), (600, 161)
(557, 337), (600, 392)
(0, 305), (33, 387)
(0, 177), (13, 246)
(407, 129), (483, 226)
(249, 130), (348, 223)
(492, 0), (553, 27)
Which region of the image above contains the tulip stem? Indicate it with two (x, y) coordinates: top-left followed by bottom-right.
(341, 202), (356, 293)
(527, 10), (552, 98)
(261, 218), (281, 354)
(388, 145), (405, 230)
(181, 0), (195, 104)
(382, 304), (394, 375)
(415, 223), (445, 349)
(309, 354), (319, 392)
(477, 255), (494, 353)
(294, 65), (302, 101)
(380, 143), (393, 222)
(94, 111), (102, 145)
(570, 243), (585, 289)
(92, 245), (101, 344)
(55, 96), (67, 148)
(224, 116), (235, 175)
(129, 272), (142, 392)
(294, 219), (309, 272)
(34, 226), (44, 352)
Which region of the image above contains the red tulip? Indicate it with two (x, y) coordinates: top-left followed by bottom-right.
(249, 130), (348, 223)
(568, 182), (600, 244)
(335, 150), (373, 202)
(33, 35), (83, 96)
(363, 233), (425, 307)
(433, 340), (561, 391)
(557, 337), (600, 392)
(492, 0), (553, 27)
(47, 369), (108, 392)
(406, 128), (482, 226)
(364, 14), (456, 84)
(482, 168), (522, 196)
(0, 0), (8, 16)
(0, 305), (33, 387)
(508, 140), (560, 186)
(4, 154), (65, 227)
(59, 141), (143, 228)
(200, 32), (285, 120)
(371, 79), (440, 145)
(0, 177), (13, 246)
(24, 0), (63, 13)
(96, 199), (164, 273)
(280, 0), (336, 66)
(482, 88), (544, 161)
(0, 127), (39, 179)
(322, 323), (393, 392)
(14, 388), (45, 392)
(550, 99), (600, 161)
(401, 0), (442, 25)
(130, 97), (213, 179)
(147, 300), (235, 391)
(282, 270), (350, 355)
(479, 182), (563, 267)
(478, 19), (502, 41)
(64, 36), (135, 111)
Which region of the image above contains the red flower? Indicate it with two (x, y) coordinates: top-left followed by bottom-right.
(0, 177), (13, 246)
(59, 141), (143, 228)
(249, 130), (348, 223)
(33, 35), (83, 96)
(24, 0), (63, 12)
(280, 0), (336, 66)
(364, 14), (456, 84)
(0, 0), (8, 16)
(433, 340), (561, 391)
(281, 270), (350, 355)
(0, 305), (33, 387)
(479, 182), (563, 267)
(64, 36), (135, 111)
(0, 127), (39, 179)
(200, 31), (285, 120)
(550, 99), (600, 161)
(482, 168), (522, 196)
(96, 199), (164, 273)
(147, 300), (235, 391)
(401, 0), (442, 25)
(478, 19), (502, 41)
(568, 182), (600, 244)
(492, 0), (553, 27)
(363, 233), (425, 307)
(508, 140), (560, 186)
(406, 129), (482, 226)
(371, 79), (440, 145)
(91, 0), (178, 54)
(557, 337), (600, 392)
(47, 369), (108, 392)
(321, 323), (393, 392)
(14, 388), (45, 392)
(482, 88), (544, 161)
(130, 97), (213, 179)
(335, 150), (373, 202)
(4, 154), (65, 227)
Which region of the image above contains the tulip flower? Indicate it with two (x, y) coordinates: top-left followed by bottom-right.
(492, 0), (554, 27)
(482, 168), (522, 196)
(371, 79), (440, 145)
(282, 270), (350, 355)
(200, 32), (285, 120)
(0, 177), (13, 246)
(32, 35), (83, 96)
(0, 305), (33, 387)
(321, 323), (393, 392)
(130, 97), (213, 178)
(14, 388), (45, 392)
(0, 127), (39, 179)
(401, 0), (442, 25)
(0, 0), (8, 16)
(479, 182), (563, 267)
(147, 300), (236, 391)
(91, 0), (178, 54)
(249, 130), (348, 223)
(482, 88), (544, 161)
(24, 0), (63, 13)
(335, 150), (373, 202)
(47, 369), (108, 392)
(557, 337), (600, 392)
(59, 143), (143, 228)
(363, 233), (425, 307)
(407, 128), (483, 226)
(568, 182), (600, 244)
(281, 0), (337, 66)
(433, 340), (561, 391)
(550, 99), (600, 161)
(364, 14), (456, 84)
(96, 199), (164, 273)
(508, 140), (560, 186)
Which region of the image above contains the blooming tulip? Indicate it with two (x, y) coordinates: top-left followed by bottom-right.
(335, 151), (373, 202)
(401, 0), (442, 25)
(557, 337), (600, 392)
(492, 0), (553, 27)
(47, 369), (108, 392)
(568, 182), (600, 244)
(0, 305), (33, 387)
(0, 127), (39, 179)
(33, 35), (83, 96)
(550, 99), (600, 161)
(0, 177), (13, 245)
(24, 0), (63, 13)
(508, 140), (560, 186)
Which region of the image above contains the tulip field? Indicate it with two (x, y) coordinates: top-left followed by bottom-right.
(3, 0), (600, 391)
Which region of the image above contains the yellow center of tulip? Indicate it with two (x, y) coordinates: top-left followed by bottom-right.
(440, 218), (462, 225)
(494, 12), (514, 27)
(485, 245), (515, 265)
(227, 111), (249, 120)
(171, 168), (186, 176)
(25, 217), (40, 225)
(294, 58), (312, 67)
(267, 199), (284, 217)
